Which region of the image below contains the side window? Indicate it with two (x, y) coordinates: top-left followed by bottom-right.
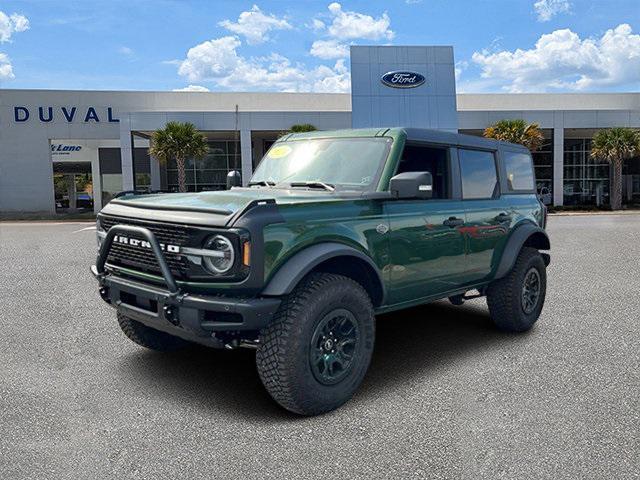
(396, 145), (448, 199)
(458, 149), (498, 200)
(503, 151), (535, 191)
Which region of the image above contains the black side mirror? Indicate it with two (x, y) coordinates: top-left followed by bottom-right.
(389, 172), (433, 199)
(226, 170), (242, 189)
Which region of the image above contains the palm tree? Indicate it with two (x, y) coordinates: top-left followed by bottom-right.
(483, 119), (545, 152)
(289, 124), (317, 133)
(148, 121), (209, 193)
(590, 127), (640, 210)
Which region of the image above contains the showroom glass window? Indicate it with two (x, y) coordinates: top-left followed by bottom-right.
(564, 138), (609, 206)
(532, 134), (553, 197)
(503, 150), (535, 191)
(458, 149), (498, 199)
(165, 140), (241, 192)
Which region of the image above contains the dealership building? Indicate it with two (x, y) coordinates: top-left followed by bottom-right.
(1, 45), (639, 216)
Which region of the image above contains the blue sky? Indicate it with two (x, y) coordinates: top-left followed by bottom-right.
(0, 0), (638, 93)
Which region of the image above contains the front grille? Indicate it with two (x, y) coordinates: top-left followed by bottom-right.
(100, 215), (190, 279)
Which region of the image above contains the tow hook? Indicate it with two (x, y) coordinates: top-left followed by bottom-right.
(163, 305), (179, 326)
(98, 286), (111, 304)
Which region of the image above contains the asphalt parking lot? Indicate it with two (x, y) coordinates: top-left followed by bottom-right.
(0, 215), (638, 479)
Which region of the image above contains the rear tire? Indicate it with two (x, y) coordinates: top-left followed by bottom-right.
(256, 273), (375, 416)
(486, 247), (547, 332)
(117, 312), (188, 351)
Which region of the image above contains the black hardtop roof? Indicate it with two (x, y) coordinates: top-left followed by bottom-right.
(403, 127), (530, 152)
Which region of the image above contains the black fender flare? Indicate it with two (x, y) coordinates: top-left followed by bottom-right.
(261, 242), (386, 305)
(494, 223), (551, 280)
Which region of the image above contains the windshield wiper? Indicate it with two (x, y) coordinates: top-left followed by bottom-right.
(289, 181), (335, 192)
(248, 180), (276, 188)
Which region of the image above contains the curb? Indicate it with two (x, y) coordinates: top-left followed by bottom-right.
(549, 210), (640, 216)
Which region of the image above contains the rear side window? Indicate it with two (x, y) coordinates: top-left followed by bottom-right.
(503, 151), (535, 191)
(458, 149), (498, 200)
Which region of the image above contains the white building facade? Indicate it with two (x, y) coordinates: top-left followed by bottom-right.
(0, 46), (639, 215)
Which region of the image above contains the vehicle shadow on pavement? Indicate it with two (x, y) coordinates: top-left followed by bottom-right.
(362, 300), (504, 397)
(117, 299), (506, 420)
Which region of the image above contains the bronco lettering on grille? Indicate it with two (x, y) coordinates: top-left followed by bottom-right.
(113, 235), (181, 253)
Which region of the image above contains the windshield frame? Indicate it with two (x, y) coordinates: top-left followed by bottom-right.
(250, 136), (393, 193)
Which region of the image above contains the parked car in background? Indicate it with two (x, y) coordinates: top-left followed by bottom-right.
(538, 186), (552, 205)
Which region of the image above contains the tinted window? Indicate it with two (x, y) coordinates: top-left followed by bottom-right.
(504, 151), (535, 191)
(459, 149), (498, 199)
(397, 145), (448, 198)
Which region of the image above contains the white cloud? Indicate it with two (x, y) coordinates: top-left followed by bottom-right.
(310, 39), (349, 59)
(219, 5), (291, 45)
(471, 24), (640, 92)
(533, 0), (571, 22)
(173, 85), (210, 92)
(405, 0), (423, 4)
(0, 11), (28, 80)
(177, 35), (350, 92)
(325, 3), (394, 41)
(308, 3), (394, 59)
(118, 46), (134, 56)
(178, 36), (243, 81)
(0, 11), (29, 43)
(309, 18), (326, 32)
(454, 60), (468, 81)
(0, 52), (14, 79)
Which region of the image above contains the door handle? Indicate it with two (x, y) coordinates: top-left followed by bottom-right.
(443, 217), (464, 227)
(495, 213), (512, 223)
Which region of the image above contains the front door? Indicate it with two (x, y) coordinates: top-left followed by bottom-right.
(384, 143), (467, 305)
(386, 199), (467, 304)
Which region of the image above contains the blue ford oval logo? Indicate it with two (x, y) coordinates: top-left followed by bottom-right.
(381, 71), (426, 89)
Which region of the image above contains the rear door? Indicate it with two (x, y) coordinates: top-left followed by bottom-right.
(501, 147), (543, 221)
(458, 148), (512, 283)
(385, 143), (467, 304)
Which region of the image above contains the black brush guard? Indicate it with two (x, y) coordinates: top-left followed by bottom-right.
(91, 225), (280, 345)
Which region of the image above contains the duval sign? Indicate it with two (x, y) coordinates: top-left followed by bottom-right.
(380, 71), (426, 89)
(13, 106), (119, 123)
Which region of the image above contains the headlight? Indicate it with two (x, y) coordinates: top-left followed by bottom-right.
(202, 235), (235, 274)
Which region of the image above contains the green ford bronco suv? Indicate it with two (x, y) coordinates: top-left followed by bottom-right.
(92, 127), (550, 415)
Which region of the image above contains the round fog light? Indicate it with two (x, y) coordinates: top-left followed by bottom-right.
(203, 235), (235, 274)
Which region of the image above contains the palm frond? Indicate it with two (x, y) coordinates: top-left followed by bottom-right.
(483, 119), (544, 152)
(590, 127), (640, 164)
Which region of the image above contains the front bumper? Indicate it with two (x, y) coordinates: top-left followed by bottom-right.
(92, 224), (280, 347)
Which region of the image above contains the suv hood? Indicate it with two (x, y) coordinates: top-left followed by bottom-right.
(101, 188), (345, 227)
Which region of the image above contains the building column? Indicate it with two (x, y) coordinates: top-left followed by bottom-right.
(119, 116), (135, 191)
(553, 122), (564, 207)
(66, 175), (77, 211)
(240, 129), (253, 186)
(92, 146), (102, 213)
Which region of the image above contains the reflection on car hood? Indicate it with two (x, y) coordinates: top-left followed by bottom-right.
(101, 187), (355, 227)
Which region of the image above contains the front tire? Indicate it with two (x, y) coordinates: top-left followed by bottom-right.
(117, 312), (188, 351)
(256, 273), (375, 415)
(486, 247), (547, 332)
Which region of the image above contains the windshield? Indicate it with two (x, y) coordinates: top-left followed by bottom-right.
(250, 137), (392, 191)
